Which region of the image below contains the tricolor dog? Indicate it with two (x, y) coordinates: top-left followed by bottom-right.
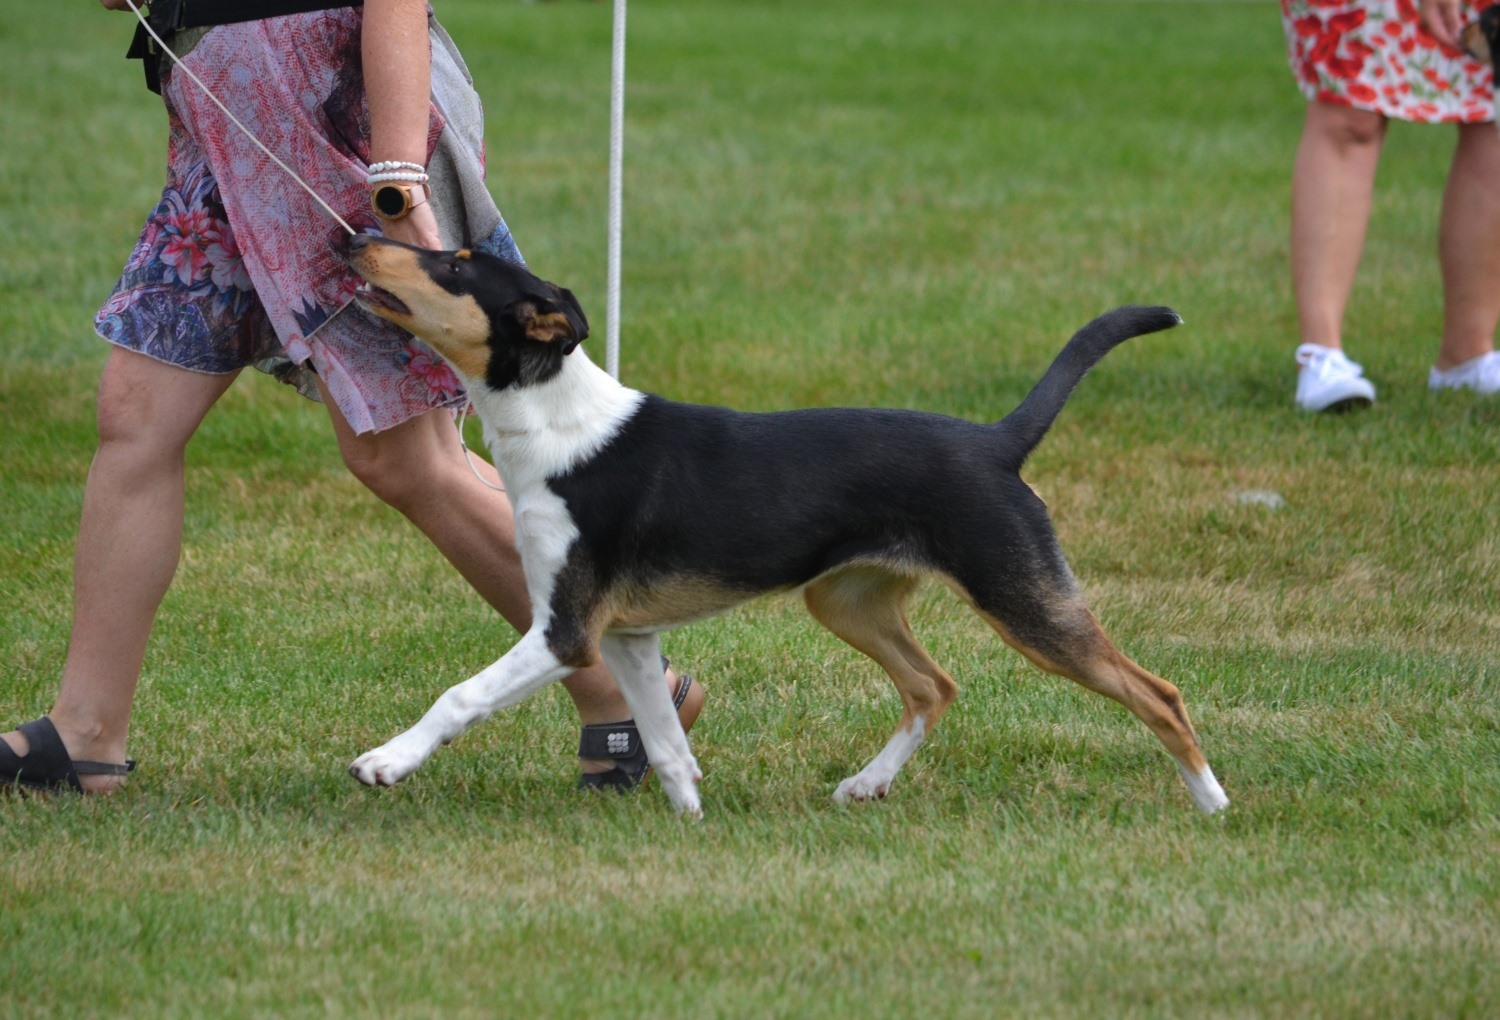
(344, 233), (1229, 816)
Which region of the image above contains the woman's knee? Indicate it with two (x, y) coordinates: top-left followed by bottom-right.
(1309, 100), (1386, 150)
(93, 349), (226, 456)
(340, 440), (407, 505)
(338, 415), (452, 509)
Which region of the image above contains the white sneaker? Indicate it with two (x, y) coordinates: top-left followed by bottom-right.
(1428, 351), (1500, 395)
(1295, 344), (1377, 412)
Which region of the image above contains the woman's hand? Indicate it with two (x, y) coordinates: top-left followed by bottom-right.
(99, 0), (137, 9)
(379, 202), (442, 250)
(1421, 0), (1466, 50)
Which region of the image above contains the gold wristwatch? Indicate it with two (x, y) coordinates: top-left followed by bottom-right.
(371, 182), (429, 221)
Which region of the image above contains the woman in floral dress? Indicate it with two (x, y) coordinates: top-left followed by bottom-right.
(0, 0), (702, 792)
(1283, 0), (1500, 410)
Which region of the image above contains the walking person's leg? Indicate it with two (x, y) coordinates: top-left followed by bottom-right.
(2, 348), (238, 792)
(1430, 119), (1500, 393)
(1289, 100), (1385, 410)
(1292, 101), (1388, 349)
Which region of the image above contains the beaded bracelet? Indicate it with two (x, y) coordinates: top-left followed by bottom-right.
(368, 171), (430, 184)
(368, 160), (426, 174)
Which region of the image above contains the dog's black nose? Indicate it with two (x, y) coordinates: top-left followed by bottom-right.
(348, 232), (373, 254)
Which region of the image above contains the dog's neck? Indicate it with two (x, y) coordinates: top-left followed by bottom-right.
(464, 347), (644, 492)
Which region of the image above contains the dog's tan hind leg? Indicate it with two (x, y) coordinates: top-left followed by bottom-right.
(974, 596), (1228, 813)
(804, 567), (958, 803)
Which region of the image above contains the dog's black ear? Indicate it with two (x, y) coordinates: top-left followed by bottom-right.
(506, 290), (590, 353)
(551, 287), (590, 353)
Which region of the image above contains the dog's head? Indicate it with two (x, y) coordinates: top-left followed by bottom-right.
(346, 233), (589, 390)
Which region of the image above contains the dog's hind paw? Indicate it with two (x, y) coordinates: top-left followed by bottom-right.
(1180, 763), (1230, 814)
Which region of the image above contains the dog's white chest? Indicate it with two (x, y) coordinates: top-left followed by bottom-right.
(474, 353), (644, 490)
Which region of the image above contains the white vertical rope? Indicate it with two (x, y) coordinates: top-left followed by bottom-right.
(605, 0), (628, 379)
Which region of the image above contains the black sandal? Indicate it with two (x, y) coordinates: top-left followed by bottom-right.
(0, 717), (136, 793)
(578, 672), (697, 793)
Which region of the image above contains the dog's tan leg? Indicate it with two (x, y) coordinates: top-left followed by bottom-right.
(804, 567), (959, 802)
(975, 596), (1228, 813)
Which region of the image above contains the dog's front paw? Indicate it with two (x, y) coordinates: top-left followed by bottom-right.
(668, 786), (703, 818)
(657, 761), (704, 817)
(349, 741), (425, 787)
(832, 772), (891, 803)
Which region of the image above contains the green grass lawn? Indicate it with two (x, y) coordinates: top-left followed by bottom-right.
(2, 0), (1497, 1016)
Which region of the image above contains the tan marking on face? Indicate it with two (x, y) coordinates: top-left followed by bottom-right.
(409, 299), (491, 380)
(455, 249), (472, 260)
(349, 243), (492, 378)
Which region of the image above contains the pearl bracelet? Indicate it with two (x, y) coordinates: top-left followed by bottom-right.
(368, 160), (426, 173)
(368, 170), (430, 184)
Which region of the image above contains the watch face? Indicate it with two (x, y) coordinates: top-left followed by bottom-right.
(373, 185), (408, 219)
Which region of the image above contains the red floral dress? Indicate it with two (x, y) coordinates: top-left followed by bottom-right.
(1281, 0), (1498, 122)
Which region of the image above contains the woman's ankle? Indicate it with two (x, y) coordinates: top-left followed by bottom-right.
(45, 709), (128, 768)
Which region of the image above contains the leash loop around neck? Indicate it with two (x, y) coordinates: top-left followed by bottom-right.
(457, 404), (506, 493)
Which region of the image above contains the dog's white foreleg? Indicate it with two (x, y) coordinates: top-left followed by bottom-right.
(598, 632), (702, 816)
(832, 715), (928, 803)
(349, 629), (573, 787)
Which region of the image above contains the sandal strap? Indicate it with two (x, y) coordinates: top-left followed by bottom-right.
(578, 721), (644, 762)
(5, 717), (83, 792)
(73, 759), (137, 777)
(2, 717), (136, 792)
(578, 766), (644, 792)
(575, 674), (694, 761)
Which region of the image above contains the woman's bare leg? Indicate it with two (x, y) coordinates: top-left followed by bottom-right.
(1436, 121), (1500, 370)
(2, 348), (238, 792)
(1291, 100), (1388, 349)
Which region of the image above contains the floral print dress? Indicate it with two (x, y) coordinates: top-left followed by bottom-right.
(1281, 0), (1498, 121)
(95, 10), (521, 433)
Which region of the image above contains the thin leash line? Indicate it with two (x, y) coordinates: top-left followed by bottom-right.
(122, 0), (357, 236)
(456, 405), (505, 493)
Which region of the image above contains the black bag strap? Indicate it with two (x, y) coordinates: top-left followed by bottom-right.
(127, 0), (365, 94)
(173, 0), (364, 31)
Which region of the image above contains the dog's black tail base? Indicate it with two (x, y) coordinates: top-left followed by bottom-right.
(997, 305), (1181, 470)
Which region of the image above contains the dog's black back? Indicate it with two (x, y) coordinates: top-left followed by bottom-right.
(546, 306), (1182, 638)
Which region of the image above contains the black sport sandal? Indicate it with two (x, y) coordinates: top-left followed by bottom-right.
(0, 716), (136, 793)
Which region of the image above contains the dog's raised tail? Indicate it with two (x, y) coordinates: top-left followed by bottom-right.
(996, 305), (1181, 470)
